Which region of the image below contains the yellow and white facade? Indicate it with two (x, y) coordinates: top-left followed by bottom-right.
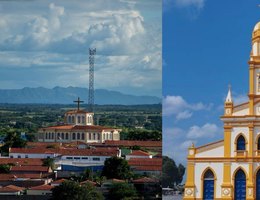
(183, 22), (260, 200)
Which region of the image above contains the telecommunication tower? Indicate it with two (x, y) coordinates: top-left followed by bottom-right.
(88, 48), (96, 112)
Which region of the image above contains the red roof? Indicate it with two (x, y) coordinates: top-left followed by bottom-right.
(101, 140), (162, 147)
(0, 174), (16, 181)
(10, 166), (49, 172)
(0, 185), (24, 193)
(29, 184), (54, 191)
(51, 179), (67, 184)
(132, 177), (158, 183)
(0, 158), (43, 166)
(10, 147), (118, 157)
(65, 110), (90, 114)
(129, 150), (151, 156)
(41, 125), (117, 131)
(134, 166), (161, 171)
(128, 158), (162, 166)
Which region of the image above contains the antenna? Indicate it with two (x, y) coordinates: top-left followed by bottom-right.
(88, 48), (96, 112)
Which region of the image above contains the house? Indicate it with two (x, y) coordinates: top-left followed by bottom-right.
(128, 158), (162, 175)
(0, 185), (25, 195)
(27, 184), (54, 195)
(125, 150), (152, 160)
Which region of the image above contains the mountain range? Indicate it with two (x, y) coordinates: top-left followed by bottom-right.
(0, 87), (161, 105)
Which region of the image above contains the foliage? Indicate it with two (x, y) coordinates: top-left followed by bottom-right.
(0, 164), (11, 173)
(121, 129), (162, 141)
(51, 180), (103, 200)
(0, 131), (27, 154)
(162, 156), (185, 188)
(108, 182), (138, 200)
(42, 157), (55, 170)
(102, 156), (133, 180)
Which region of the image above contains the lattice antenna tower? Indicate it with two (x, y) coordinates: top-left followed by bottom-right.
(88, 48), (96, 112)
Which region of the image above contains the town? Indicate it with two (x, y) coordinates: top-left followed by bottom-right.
(0, 103), (162, 199)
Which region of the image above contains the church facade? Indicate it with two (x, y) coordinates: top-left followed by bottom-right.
(38, 102), (120, 143)
(183, 22), (260, 200)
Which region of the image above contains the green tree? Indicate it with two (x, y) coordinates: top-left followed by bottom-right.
(1, 132), (27, 155)
(51, 180), (103, 200)
(162, 156), (185, 188)
(42, 157), (55, 170)
(0, 164), (11, 173)
(102, 156), (132, 180)
(108, 182), (137, 200)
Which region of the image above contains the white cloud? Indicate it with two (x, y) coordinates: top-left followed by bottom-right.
(163, 95), (211, 120)
(187, 123), (220, 139)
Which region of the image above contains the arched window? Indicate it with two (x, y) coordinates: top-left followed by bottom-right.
(89, 133), (91, 140)
(57, 133), (60, 140)
(66, 133), (69, 140)
(81, 133), (85, 140)
(93, 133), (96, 140)
(72, 116), (75, 123)
(237, 135), (246, 150)
(78, 116), (81, 123)
(77, 133), (80, 140)
(72, 133), (76, 140)
(234, 169), (246, 199)
(52, 132), (54, 139)
(203, 169), (214, 200)
(68, 116), (71, 123)
(258, 137), (260, 150)
(61, 133), (64, 139)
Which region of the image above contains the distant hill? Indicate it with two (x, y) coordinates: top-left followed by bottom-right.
(0, 87), (161, 105)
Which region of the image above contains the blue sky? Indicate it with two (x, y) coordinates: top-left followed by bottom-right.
(0, 0), (161, 97)
(163, 0), (260, 165)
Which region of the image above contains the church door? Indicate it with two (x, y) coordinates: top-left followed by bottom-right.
(203, 169), (214, 200)
(234, 169), (246, 200)
(256, 170), (260, 199)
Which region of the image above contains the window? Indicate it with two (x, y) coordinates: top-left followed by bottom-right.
(72, 133), (76, 140)
(45, 133), (48, 139)
(68, 116), (71, 123)
(18, 155), (21, 158)
(82, 116), (85, 123)
(72, 116), (75, 123)
(66, 133), (69, 140)
(82, 157), (88, 160)
(57, 133), (60, 140)
(89, 133), (91, 140)
(61, 133), (64, 139)
(93, 133), (96, 140)
(81, 133), (85, 140)
(93, 157), (100, 161)
(78, 116), (81, 123)
(258, 75), (260, 91)
(258, 137), (260, 150)
(25, 155), (28, 158)
(110, 132), (112, 139)
(52, 132), (54, 139)
(237, 135), (246, 150)
(66, 157), (73, 160)
(10, 156), (13, 158)
(203, 169), (214, 199)
(97, 133), (100, 140)
(77, 133), (80, 140)
(48, 132), (51, 139)
(74, 157), (80, 160)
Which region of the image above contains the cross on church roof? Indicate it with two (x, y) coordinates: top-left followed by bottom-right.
(73, 97), (84, 110)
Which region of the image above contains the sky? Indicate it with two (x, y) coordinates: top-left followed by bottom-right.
(0, 0), (161, 97)
(163, 0), (260, 165)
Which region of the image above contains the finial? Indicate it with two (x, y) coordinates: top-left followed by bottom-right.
(191, 143), (194, 148)
(225, 84), (232, 103)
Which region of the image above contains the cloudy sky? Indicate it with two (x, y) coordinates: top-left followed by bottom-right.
(163, 0), (260, 165)
(0, 0), (161, 97)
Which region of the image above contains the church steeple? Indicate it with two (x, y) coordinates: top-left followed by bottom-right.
(224, 85), (233, 116)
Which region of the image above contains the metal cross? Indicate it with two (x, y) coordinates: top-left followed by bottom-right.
(73, 97), (84, 110)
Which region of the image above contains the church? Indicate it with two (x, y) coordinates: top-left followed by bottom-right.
(37, 98), (121, 143)
(183, 22), (260, 200)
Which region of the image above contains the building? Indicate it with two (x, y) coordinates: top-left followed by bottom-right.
(37, 100), (121, 143)
(183, 22), (260, 200)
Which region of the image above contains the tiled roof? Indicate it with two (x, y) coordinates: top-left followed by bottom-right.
(80, 180), (97, 186)
(41, 125), (117, 131)
(128, 158), (162, 166)
(0, 185), (24, 193)
(134, 166), (161, 171)
(51, 179), (67, 184)
(29, 184), (54, 191)
(0, 174), (16, 181)
(10, 147), (118, 157)
(65, 110), (90, 114)
(10, 166), (49, 172)
(132, 177), (158, 183)
(129, 150), (150, 156)
(0, 158), (43, 166)
(99, 140), (162, 147)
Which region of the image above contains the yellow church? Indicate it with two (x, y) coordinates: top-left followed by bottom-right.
(183, 22), (260, 200)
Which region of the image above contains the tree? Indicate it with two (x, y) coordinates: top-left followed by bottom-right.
(0, 164), (11, 173)
(102, 156), (132, 180)
(1, 132), (27, 155)
(42, 158), (55, 170)
(162, 156), (185, 188)
(108, 182), (137, 200)
(51, 180), (103, 200)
